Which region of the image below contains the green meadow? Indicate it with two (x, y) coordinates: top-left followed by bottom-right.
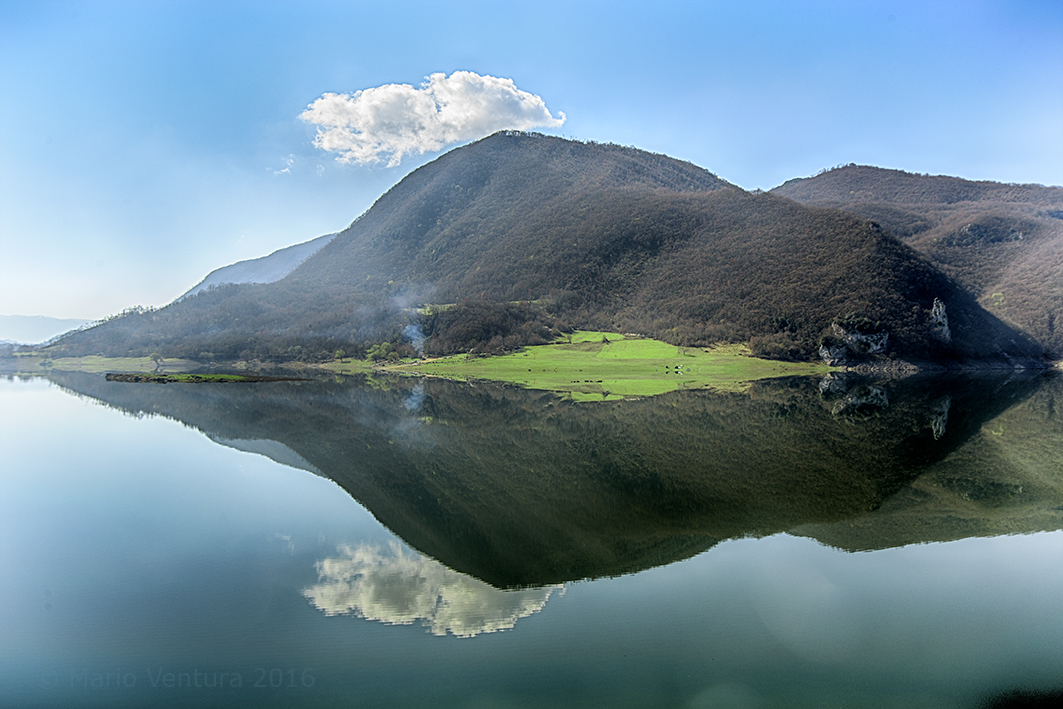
(382, 332), (832, 401)
(8, 333), (835, 400)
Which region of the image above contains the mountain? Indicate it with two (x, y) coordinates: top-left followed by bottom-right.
(48, 132), (1049, 364)
(0, 315), (92, 345)
(772, 165), (1063, 356)
(180, 232), (337, 299)
(282, 131), (732, 296)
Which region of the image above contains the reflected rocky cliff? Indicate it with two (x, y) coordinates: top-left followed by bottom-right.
(43, 368), (1062, 587)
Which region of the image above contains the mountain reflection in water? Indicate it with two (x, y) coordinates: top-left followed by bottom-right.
(46, 368), (1062, 588)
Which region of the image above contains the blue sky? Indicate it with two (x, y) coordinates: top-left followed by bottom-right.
(1, 0), (1061, 320)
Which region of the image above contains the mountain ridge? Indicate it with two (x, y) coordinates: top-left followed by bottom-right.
(772, 164), (1063, 356)
(773, 163), (1062, 205)
(45, 132), (1053, 365)
(180, 232), (338, 299)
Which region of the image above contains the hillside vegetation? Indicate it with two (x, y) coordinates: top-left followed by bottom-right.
(48, 133), (1048, 364)
(773, 165), (1063, 356)
(379, 332), (828, 400)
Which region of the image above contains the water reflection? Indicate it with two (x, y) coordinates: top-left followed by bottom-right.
(208, 435), (323, 475)
(302, 542), (561, 637)
(5, 373), (1062, 709)
(820, 374), (890, 417)
(42, 368), (1062, 588)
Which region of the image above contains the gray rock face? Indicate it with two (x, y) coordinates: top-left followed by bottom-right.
(820, 320), (890, 363)
(832, 321), (889, 355)
(819, 342), (852, 366)
(930, 298), (951, 344)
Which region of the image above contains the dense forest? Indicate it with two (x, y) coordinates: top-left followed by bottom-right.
(773, 165), (1063, 356)
(46, 132), (1053, 364)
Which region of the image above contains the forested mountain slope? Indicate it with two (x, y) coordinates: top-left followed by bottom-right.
(773, 165), (1063, 356)
(284, 130), (732, 295)
(49, 133), (1046, 364)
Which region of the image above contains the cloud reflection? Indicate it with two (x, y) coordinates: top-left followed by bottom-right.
(302, 543), (562, 637)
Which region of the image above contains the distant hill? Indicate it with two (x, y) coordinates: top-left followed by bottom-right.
(772, 165), (1063, 356)
(180, 232), (337, 299)
(0, 315), (92, 345)
(48, 133), (1047, 364)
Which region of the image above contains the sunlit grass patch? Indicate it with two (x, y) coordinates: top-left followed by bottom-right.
(594, 338), (678, 359)
(565, 331), (629, 343)
(321, 359), (377, 375)
(387, 331), (830, 400)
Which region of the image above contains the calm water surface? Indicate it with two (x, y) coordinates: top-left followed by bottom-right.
(0, 371), (1060, 708)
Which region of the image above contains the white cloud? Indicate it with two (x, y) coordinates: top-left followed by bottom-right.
(300, 71), (566, 167)
(272, 155), (294, 175)
(302, 542), (563, 637)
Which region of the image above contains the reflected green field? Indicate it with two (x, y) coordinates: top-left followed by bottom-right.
(5, 353), (199, 374)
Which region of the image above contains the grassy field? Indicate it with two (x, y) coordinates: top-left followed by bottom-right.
(381, 332), (831, 400)
(7, 333), (833, 399)
(317, 359), (378, 375)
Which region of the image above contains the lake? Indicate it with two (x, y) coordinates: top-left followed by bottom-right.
(1, 370), (1061, 708)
